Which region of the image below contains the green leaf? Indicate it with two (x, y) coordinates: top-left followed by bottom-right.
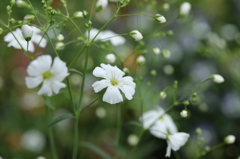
(44, 100), (55, 109)
(80, 142), (111, 159)
(69, 68), (83, 75)
(48, 113), (75, 127)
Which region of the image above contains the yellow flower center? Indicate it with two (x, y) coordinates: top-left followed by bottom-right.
(43, 71), (52, 79)
(111, 79), (118, 86)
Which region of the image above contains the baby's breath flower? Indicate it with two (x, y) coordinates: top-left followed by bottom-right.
(130, 30), (143, 41)
(180, 110), (188, 118)
(25, 55), (69, 96)
(74, 11), (83, 18)
(162, 49), (171, 58)
(127, 134), (139, 146)
(55, 42), (65, 50)
(105, 53), (116, 63)
(57, 34), (64, 41)
(92, 64), (136, 104)
(136, 55), (146, 65)
(224, 135), (236, 144)
(179, 2), (191, 17)
(210, 74), (224, 83)
(160, 91), (167, 99)
(155, 14), (166, 23)
(21, 24), (33, 41)
(153, 47), (161, 55)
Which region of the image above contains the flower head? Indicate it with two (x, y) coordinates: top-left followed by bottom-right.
(74, 11), (83, 18)
(105, 53), (116, 63)
(165, 132), (190, 157)
(179, 2), (191, 17)
(21, 25), (33, 41)
(224, 135), (236, 144)
(155, 14), (166, 23)
(92, 64), (136, 104)
(25, 55), (69, 96)
(180, 110), (188, 118)
(4, 26), (47, 52)
(130, 30), (143, 41)
(210, 74), (224, 83)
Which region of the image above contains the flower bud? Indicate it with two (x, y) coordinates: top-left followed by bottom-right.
(180, 110), (188, 118)
(105, 53), (116, 63)
(179, 2), (191, 17)
(55, 42), (65, 50)
(123, 67), (129, 74)
(195, 128), (202, 135)
(74, 11), (83, 18)
(150, 70), (157, 76)
(136, 55), (146, 65)
(130, 30), (143, 41)
(153, 47), (161, 55)
(210, 74), (224, 83)
(155, 14), (166, 23)
(162, 3), (170, 11)
(16, 0), (28, 8)
(21, 25), (33, 41)
(9, 18), (16, 24)
(83, 10), (88, 18)
(10, 0), (16, 5)
(0, 28), (3, 35)
(24, 14), (35, 22)
(96, 0), (108, 12)
(163, 65), (174, 75)
(127, 134), (139, 146)
(119, 0), (130, 7)
(160, 91), (167, 99)
(224, 135), (236, 144)
(57, 34), (64, 41)
(162, 49), (171, 58)
(95, 107), (106, 118)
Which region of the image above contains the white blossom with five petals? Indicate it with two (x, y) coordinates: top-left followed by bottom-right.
(25, 55), (69, 96)
(92, 64), (136, 104)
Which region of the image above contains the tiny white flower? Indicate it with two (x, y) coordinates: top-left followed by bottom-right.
(130, 30), (143, 41)
(95, 107), (107, 118)
(180, 110), (188, 118)
(74, 11), (83, 18)
(4, 26), (47, 52)
(136, 55), (146, 65)
(57, 34), (64, 41)
(92, 64), (136, 104)
(155, 14), (166, 23)
(96, 0), (108, 11)
(153, 47), (161, 55)
(21, 25), (33, 41)
(140, 106), (177, 139)
(179, 2), (191, 17)
(165, 132), (190, 157)
(105, 53), (116, 63)
(160, 91), (167, 99)
(211, 74), (224, 83)
(162, 49), (171, 58)
(224, 135), (236, 144)
(55, 42), (65, 50)
(127, 134), (139, 146)
(25, 55), (69, 96)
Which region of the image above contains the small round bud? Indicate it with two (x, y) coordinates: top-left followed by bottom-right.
(147, 82), (151, 87)
(153, 47), (161, 55)
(136, 55), (146, 65)
(24, 14), (35, 22)
(57, 34), (64, 41)
(96, 0), (108, 12)
(0, 28), (3, 35)
(10, 0), (16, 5)
(21, 24), (33, 41)
(150, 70), (157, 76)
(55, 42), (65, 50)
(180, 110), (188, 118)
(190, 97), (197, 103)
(155, 14), (166, 23)
(36, 156), (46, 159)
(127, 134), (139, 146)
(196, 128), (202, 135)
(192, 92), (197, 97)
(204, 146), (211, 152)
(105, 53), (116, 63)
(179, 2), (191, 17)
(130, 30), (143, 41)
(160, 91), (167, 99)
(74, 11), (83, 18)
(123, 67), (129, 74)
(83, 10), (88, 18)
(162, 49), (171, 58)
(224, 135), (236, 144)
(9, 18), (16, 24)
(95, 107), (106, 118)
(162, 3), (170, 11)
(183, 100), (190, 105)
(163, 65), (174, 75)
(210, 74), (224, 84)
(167, 30), (174, 36)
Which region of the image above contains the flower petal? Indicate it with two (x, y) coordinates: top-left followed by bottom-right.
(103, 86), (123, 104)
(119, 85), (135, 100)
(27, 55), (52, 76)
(25, 76), (43, 88)
(92, 79), (109, 93)
(50, 80), (66, 94)
(120, 76), (136, 87)
(38, 80), (52, 96)
(165, 144), (172, 158)
(31, 34), (47, 48)
(51, 57), (69, 81)
(93, 66), (108, 78)
(168, 132), (190, 151)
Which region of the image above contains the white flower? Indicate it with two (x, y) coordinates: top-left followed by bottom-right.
(25, 55), (69, 96)
(57, 34), (64, 41)
(180, 110), (188, 118)
(155, 14), (166, 23)
(136, 55), (146, 65)
(127, 134), (139, 146)
(224, 135), (236, 144)
(179, 2), (191, 17)
(130, 30), (143, 41)
(153, 47), (161, 55)
(96, 0), (108, 11)
(92, 64), (136, 104)
(21, 25), (33, 41)
(162, 49), (171, 58)
(85, 28), (126, 46)
(55, 42), (65, 50)
(4, 26), (47, 52)
(140, 106), (177, 139)
(105, 53), (116, 63)
(165, 132), (190, 157)
(211, 74), (224, 83)
(74, 11), (83, 18)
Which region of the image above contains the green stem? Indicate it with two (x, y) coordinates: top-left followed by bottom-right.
(115, 105), (122, 159)
(68, 46), (87, 69)
(81, 96), (102, 113)
(26, 0), (42, 26)
(45, 32), (59, 57)
(65, 16), (84, 37)
(116, 13), (153, 18)
(66, 77), (75, 112)
(46, 106), (58, 159)
(72, 117), (79, 159)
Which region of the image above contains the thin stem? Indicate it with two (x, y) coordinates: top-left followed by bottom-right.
(46, 106), (58, 159)
(114, 105), (122, 159)
(116, 13), (153, 18)
(81, 96), (102, 113)
(68, 46), (87, 69)
(65, 16), (84, 37)
(66, 77), (75, 113)
(45, 32), (59, 57)
(26, 0), (42, 26)
(72, 117), (79, 159)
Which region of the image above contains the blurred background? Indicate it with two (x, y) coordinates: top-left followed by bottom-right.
(0, 0), (240, 158)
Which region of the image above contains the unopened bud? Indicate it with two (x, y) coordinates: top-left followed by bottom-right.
(24, 14), (35, 22)
(55, 42), (65, 50)
(210, 74), (224, 84)
(150, 70), (157, 76)
(180, 110), (188, 118)
(224, 135), (236, 144)
(57, 34), (64, 41)
(105, 53), (116, 63)
(74, 11), (83, 18)
(154, 14), (166, 23)
(196, 128), (202, 135)
(21, 24), (33, 41)
(0, 28), (3, 34)
(153, 47), (161, 55)
(130, 30), (143, 41)
(123, 67), (129, 74)
(136, 55), (146, 65)
(160, 91), (167, 99)
(162, 49), (171, 58)
(162, 3), (170, 11)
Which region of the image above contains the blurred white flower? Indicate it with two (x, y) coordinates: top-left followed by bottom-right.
(153, 47), (161, 55)
(16, 0), (28, 7)
(179, 2), (191, 17)
(95, 107), (107, 118)
(180, 110), (188, 118)
(136, 55), (146, 65)
(21, 129), (45, 153)
(127, 134), (139, 146)
(155, 14), (166, 23)
(105, 53), (116, 63)
(74, 11), (83, 18)
(211, 74), (224, 83)
(130, 30), (143, 41)
(224, 135), (236, 144)
(140, 106), (177, 139)
(25, 55), (69, 96)
(162, 49), (171, 59)
(96, 0), (108, 11)
(4, 26), (47, 52)
(160, 91), (167, 99)
(36, 156), (46, 159)
(165, 132), (190, 157)
(92, 64), (136, 104)
(55, 42), (65, 50)
(86, 28), (126, 46)
(57, 34), (64, 41)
